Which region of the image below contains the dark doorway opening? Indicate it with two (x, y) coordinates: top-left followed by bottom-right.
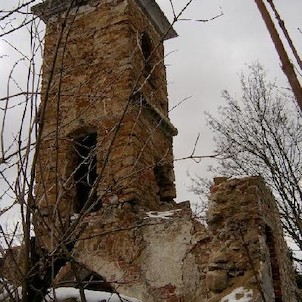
(74, 133), (98, 213)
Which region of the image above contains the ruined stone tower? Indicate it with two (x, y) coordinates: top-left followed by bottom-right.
(33, 0), (178, 244)
(24, 1), (299, 302)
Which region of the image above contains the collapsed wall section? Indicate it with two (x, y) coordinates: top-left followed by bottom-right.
(1, 177), (298, 301)
(49, 176), (297, 302)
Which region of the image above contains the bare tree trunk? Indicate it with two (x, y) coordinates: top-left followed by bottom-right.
(254, 0), (302, 111)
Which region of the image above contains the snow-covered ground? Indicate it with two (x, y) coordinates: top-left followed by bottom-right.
(0, 282), (22, 300)
(145, 209), (181, 220)
(220, 287), (253, 302)
(0, 285), (142, 302)
(44, 287), (142, 302)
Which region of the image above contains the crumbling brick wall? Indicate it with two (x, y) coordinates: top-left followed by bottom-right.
(1, 177), (298, 301)
(27, 1), (298, 301)
(53, 177), (297, 302)
(205, 176), (297, 301)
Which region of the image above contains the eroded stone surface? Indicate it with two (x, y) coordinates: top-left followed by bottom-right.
(7, 0), (296, 301)
(49, 177), (297, 302)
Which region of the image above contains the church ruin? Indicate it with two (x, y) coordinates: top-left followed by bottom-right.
(0, 0), (298, 301)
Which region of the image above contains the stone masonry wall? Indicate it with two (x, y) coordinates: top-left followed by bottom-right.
(2, 177), (298, 301)
(205, 177), (297, 301)
(28, 1), (298, 301)
(35, 0), (134, 209)
(33, 0), (177, 250)
(47, 176), (296, 302)
(127, 0), (169, 114)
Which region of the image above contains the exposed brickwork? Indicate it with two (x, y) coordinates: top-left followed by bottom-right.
(21, 0), (300, 301)
(48, 177), (297, 302)
(2, 177), (298, 301)
(33, 0), (177, 248)
(205, 177), (297, 301)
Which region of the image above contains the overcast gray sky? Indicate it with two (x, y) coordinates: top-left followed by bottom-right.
(157, 0), (302, 204)
(0, 0), (302, 210)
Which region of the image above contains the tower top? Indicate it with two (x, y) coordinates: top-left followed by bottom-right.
(32, 0), (177, 40)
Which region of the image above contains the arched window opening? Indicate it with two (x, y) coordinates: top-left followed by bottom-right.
(74, 132), (98, 213)
(141, 32), (152, 61)
(265, 225), (283, 302)
(141, 32), (156, 87)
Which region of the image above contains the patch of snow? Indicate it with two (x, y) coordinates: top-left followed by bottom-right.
(45, 287), (143, 302)
(220, 287), (253, 302)
(0, 282), (22, 300)
(145, 209), (181, 220)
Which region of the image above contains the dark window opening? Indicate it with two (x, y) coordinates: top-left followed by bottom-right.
(265, 226), (283, 302)
(74, 133), (98, 213)
(142, 32), (152, 61)
(141, 32), (156, 87)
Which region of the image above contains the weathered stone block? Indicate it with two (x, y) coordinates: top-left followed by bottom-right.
(206, 271), (228, 293)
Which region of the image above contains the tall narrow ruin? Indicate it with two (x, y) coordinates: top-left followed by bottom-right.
(32, 0), (178, 247)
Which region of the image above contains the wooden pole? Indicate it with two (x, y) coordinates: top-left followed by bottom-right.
(254, 0), (302, 111)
